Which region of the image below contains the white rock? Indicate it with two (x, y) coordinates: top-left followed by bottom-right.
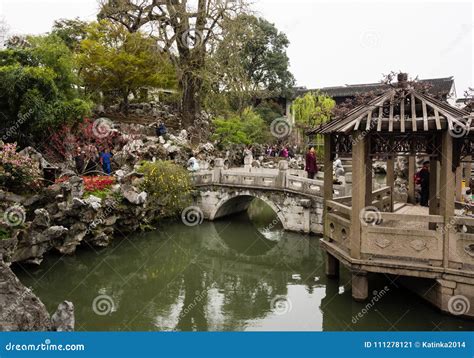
(167, 145), (179, 154)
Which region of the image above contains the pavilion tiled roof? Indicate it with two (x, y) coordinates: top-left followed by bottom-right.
(295, 77), (455, 100)
(310, 86), (470, 135)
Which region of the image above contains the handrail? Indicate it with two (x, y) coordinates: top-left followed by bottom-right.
(326, 200), (352, 217)
(372, 212), (444, 224)
(450, 216), (474, 226)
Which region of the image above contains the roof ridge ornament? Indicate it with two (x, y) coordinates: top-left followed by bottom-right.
(397, 73), (408, 89)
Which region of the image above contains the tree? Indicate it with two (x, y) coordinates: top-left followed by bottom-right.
(292, 91), (335, 129)
(206, 15), (294, 114)
(212, 107), (268, 146)
(0, 34), (91, 145)
(254, 100), (284, 125)
(76, 20), (177, 111)
(98, 0), (247, 126)
(52, 18), (89, 51)
(220, 15), (294, 94)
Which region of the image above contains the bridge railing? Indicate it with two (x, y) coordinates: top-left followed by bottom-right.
(221, 170), (278, 188)
(190, 159), (345, 198)
(190, 170), (215, 186)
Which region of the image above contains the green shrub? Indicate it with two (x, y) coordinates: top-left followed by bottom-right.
(138, 161), (193, 217)
(83, 189), (111, 200)
(212, 107), (269, 146)
(0, 228), (9, 240)
(254, 100), (284, 125)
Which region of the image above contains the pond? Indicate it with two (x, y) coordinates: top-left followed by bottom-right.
(14, 200), (474, 331)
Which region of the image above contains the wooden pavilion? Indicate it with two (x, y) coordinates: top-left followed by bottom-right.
(310, 73), (474, 317)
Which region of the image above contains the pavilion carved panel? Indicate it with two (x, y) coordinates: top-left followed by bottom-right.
(330, 134), (353, 159)
(368, 133), (441, 158)
(459, 136), (474, 160)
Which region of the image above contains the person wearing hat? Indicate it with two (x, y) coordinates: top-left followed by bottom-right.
(417, 161), (430, 207)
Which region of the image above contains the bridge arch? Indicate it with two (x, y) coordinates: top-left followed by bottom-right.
(209, 192), (288, 231)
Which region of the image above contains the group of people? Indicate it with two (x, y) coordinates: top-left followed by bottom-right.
(266, 145), (297, 159)
(74, 146), (113, 176)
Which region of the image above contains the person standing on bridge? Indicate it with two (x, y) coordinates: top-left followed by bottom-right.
(305, 147), (318, 179)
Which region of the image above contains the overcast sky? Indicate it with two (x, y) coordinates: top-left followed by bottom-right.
(1, 0), (472, 95)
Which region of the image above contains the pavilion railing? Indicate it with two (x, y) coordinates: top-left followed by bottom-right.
(360, 213), (445, 265)
(449, 216), (474, 272)
(325, 200), (352, 253)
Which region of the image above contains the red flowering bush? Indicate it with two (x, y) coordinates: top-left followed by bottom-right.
(55, 175), (116, 193)
(45, 117), (124, 163)
(0, 143), (42, 192)
(83, 176), (115, 192)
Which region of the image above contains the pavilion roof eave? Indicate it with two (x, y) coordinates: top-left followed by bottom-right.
(310, 87), (470, 136)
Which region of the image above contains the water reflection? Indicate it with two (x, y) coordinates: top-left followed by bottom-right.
(14, 199), (474, 331)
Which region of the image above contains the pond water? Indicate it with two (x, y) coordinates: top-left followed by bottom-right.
(14, 200), (474, 331)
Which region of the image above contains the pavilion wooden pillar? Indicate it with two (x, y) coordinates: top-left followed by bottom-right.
(386, 156), (395, 212)
(429, 158), (439, 230)
(323, 135), (339, 278)
(350, 132), (369, 300)
(439, 131), (455, 268)
(465, 156), (472, 190)
(365, 155), (373, 207)
(408, 155), (416, 204)
(323, 135), (333, 202)
(455, 165), (463, 202)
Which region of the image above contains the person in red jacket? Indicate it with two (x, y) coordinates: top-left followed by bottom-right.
(305, 147), (318, 179)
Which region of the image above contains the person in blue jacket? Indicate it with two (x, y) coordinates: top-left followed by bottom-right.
(99, 148), (113, 175)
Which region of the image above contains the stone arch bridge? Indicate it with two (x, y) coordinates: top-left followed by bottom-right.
(191, 159), (347, 234)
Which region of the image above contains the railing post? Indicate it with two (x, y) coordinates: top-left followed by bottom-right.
(213, 158), (224, 184)
(276, 160), (288, 189)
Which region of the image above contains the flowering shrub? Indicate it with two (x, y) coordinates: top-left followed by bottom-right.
(138, 161), (193, 216)
(55, 175), (115, 193)
(83, 176), (115, 192)
(0, 143), (42, 192)
(45, 117), (124, 163)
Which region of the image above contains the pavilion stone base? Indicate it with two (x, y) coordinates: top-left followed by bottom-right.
(321, 241), (474, 319)
(400, 276), (474, 318)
